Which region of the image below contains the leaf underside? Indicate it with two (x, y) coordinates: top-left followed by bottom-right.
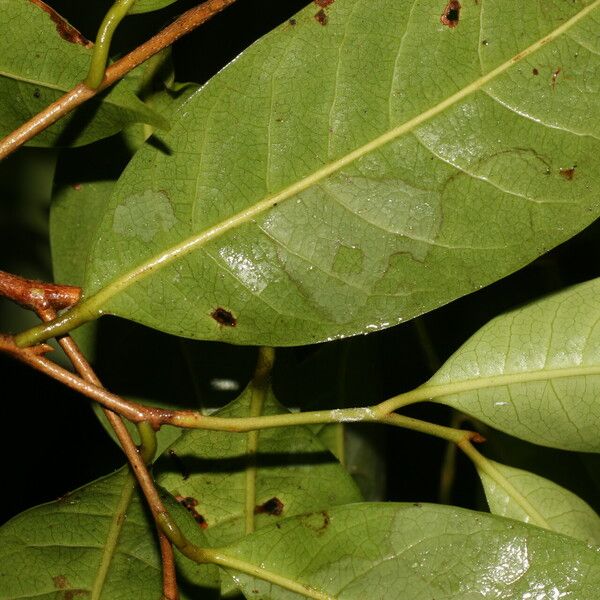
(476, 457), (600, 545)
(225, 503), (600, 599)
(54, 0), (600, 346)
(431, 277), (600, 452)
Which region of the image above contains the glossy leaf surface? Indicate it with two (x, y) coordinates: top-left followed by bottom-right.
(478, 459), (600, 545)
(0, 0), (167, 147)
(223, 503), (600, 599)
(41, 0), (600, 346)
(431, 277), (600, 451)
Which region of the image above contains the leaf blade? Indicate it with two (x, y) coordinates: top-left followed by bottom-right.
(477, 458), (600, 545)
(430, 277), (600, 451)
(220, 503), (600, 599)
(21, 0), (600, 346)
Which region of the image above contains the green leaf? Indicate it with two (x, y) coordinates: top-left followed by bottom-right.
(429, 277), (600, 451)
(0, 0), (167, 147)
(29, 0), (600, 346)
(220, 503), (600, 599)
(154, 382), (361, 593)
(0, 467), (217, 599)
(155, 384), (362, 548)
(0, 469), (159, 599)
(129, 0), (178, 14)
(477, 458), (600, 545)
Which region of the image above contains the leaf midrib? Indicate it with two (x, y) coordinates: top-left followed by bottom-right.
(20, 0), (600, 344)
(90, 473), (137, 600)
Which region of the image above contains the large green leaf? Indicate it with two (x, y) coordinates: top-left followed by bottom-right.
(25, 0), (600, 346)
(221, 503), (600, 599)
(155, 384), (362, 548)
(0, 0), (167, 147)
(429, 277), (600, 451)
(477, 458), (600, 545)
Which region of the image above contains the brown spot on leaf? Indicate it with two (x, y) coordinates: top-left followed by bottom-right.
(175, 495), (208, 529)
(65, 591), (90, 600)
(33, 88), (41, 99)
(532, 68), (539, 76)
(288, 18), (297, 26)
(440, 0), (461, 28)
(314, 9), (328, 25)
(211, 307), (237, 327)
(29, 0), (92, 47)
(52, 577), (89, 599)
(53, 576), (69, 589)
(254, 497), (284, 516)
(303, 510), (330, 534)
(559, 165), (576, 181)
(315, 0), (334, 7)
(319, 511), (330, 531)
(71, 183), (82, 191)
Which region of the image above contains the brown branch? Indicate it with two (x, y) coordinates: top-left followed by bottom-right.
(0, 0), (237, 160)
(0, 333), (154, 421)
(0, 270), (81, 311)
(159, 534), (179, 600)
(36, 306), (178, 599)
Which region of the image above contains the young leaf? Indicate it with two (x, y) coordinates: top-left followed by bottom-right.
(477, 459), (600, 545)
(28, 0), (600, 346)
(0, 0), (167, 147)
(219, 503), (600, 599)
(429, 277), (600, 451)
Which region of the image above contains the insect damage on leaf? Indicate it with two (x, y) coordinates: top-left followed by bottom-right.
(314, 9), (328, 25)
(28, 0), (92, 47)
(175, 495), (208, 528)
(254, 497), (284, 516)
(559, 165), (576, 180)
(211, 307), (237, 327)
(441, 0), (461, 28)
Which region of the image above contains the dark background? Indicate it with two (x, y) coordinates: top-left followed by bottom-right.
(1, 0), (599, 526)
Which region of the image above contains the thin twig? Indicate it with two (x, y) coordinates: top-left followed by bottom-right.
(0, 334), (151, 421)
(37, 305), (179, 599)
(0, 271), (178, 595)
(0, 0), (236, 160)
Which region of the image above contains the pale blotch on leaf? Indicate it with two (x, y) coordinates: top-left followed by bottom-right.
(332, 244), (364, 276)
(112, 190), (176, 242)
